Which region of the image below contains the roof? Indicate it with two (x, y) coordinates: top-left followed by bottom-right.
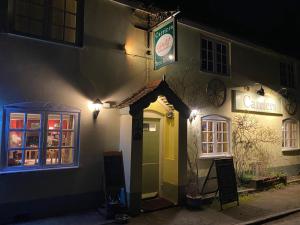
(118, 80), (161, 108)
(118, 79), (190, 118)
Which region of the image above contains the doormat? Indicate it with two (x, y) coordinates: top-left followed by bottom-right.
(141, 197), (174, 212)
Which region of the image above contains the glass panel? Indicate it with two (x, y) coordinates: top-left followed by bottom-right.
(9, 131), (23, 148)
(46, 149), (59, 165)
(223, 122), (227, 131)
(10, 113), (25, 129)
(207, 132), (213, 142)
(223, 133), (228, 142)
(202, 144), (207, 153)
(14, 16), (29, 33)
(207, 41), (212, 50)
(27, 114), (41, 129)
(217, 122), (222, 132)
(47, 131), (60, 147)
(65, 13), (76, 28)
(30, 4), (44, 20)
(217, 143), (222, 152)
(201, 132), (207, 142)
(29, 20), (43, 36)
(25, 149), (39, 166)
(201, 39), (207, 49)
(217, 133), (222, 142)
(208, 62), (213, 71)
(61, 148), (73, 164)
(52, 10), (65, 26)
(208, 144), (213, 153)
(223, 143), (228, 152)
(52, 0), (65, 10)
(25, 131), (40, 148)
(48, 114), (61, 130)
(66, 0), (77, 13)
(202, 121), (208, 131)
(207, 121), (213, 131)
(8, 150), (22, 166)
(64, 28), (76, 43)
(62, 114), (74, 129)
(51, 25), (64, 40)
(62, 131), (74, 147)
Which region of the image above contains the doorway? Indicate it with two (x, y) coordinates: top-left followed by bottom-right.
(142, 118), (161, 199)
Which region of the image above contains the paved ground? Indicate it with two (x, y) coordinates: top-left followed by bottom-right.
(264, 212), (300, 225)
(12, 183), (300, 225)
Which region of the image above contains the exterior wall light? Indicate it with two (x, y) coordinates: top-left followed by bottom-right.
(256, 85), (265, 96)
(189, 109), (198, 122)
(92, 98), (102, 119)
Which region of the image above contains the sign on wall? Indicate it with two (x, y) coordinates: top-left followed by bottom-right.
(153, 18), (177, 70)
(232, 90), (282, 115)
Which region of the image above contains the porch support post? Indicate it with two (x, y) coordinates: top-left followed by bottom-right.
(128, 110), (143, 215)
(178, 114), (187, 205)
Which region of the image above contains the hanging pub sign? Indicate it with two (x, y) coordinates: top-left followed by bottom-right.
(232, 90), (282, 115)
(153, 17), (177, 70)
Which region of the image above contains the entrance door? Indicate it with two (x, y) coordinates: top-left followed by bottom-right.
(142, 118), (160, 199)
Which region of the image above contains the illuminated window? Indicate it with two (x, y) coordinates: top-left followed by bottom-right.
(282, 119), (298, 150)
(200, 38), (229, 75)
(280, 62), (295, 88)
(9, 0), (84, 46)
(4, 104), (80, 172)
(201, 115), (230, 156)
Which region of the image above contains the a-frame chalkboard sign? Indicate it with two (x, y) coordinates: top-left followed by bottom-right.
(201, 158), (239, 210)
(215, 158), (239, 210)
(103, 151), (128, 219)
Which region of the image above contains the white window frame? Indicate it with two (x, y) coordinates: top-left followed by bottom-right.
(200, 37), (230, 76)
(282, 119), (299, 151)
(200, 115), (231, 158)
(1, 103), (80, 173)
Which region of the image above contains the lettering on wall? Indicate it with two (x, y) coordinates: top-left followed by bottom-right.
(232, 90), (282, 115)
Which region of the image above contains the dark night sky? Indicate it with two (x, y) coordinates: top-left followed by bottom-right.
(141, 0), (300, 59)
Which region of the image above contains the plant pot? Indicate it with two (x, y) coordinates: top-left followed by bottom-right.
(186, 195), (203, 209)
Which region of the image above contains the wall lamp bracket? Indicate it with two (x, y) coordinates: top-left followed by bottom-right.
(92, 98), (103, 119)
(256, 85), (265, 96)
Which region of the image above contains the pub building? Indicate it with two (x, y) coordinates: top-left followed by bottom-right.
(0, 0), (299, 221)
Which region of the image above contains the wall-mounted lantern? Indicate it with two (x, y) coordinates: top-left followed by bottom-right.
(256, 85), (265, 96)
(92, 98), (102, 119)
(189, 109), (198, 122)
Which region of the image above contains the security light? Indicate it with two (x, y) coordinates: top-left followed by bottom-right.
(256, 85), (265, 96)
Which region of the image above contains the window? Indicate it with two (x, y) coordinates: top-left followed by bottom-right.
(201, 38), (229, 75)
(280, 62), (295, 88)
(201, 115), (230, 156)
(282, 119), (298, 150)
(3, 104), (80, 171)
(9, 0), (84, 46)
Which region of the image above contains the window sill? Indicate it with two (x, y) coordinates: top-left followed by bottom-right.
(199, 154), (232, 159)
(282, 148), (300, 152)
(0, 165), (79, 175)
(199, 69), (231, 78)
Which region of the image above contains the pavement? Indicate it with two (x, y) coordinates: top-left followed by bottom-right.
(11, 183), (300, 225)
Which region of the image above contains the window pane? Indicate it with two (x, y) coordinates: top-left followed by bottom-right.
(202, 132), (207, 142)
(52, 10), (65, 26)
(46, 149), (59, 165)
(47, 131), (60, 147)
(202, 144), (207, 153)
(217, 143), (222, 152)
(62, 131), (74, 147)
(14, 16), (29, 33)
(25, 131), (40, 148)
(48, 114), (61, 130)
(8, 150), (22, 167)
(208, 144), (213, 153)
(201, 39), (207, 49)
(66, 0), (77, 13)
(51, 25), (64, 40)
(62, 114), (74, 129)
(202, 121), (208, 131)
(29, 20), (43, 36)
(223, 143), (228, 152)
(25, 149), (39, 166)
(207, 121), (213, 131)
(64, 28), (76, 43)
(65, 13), (76, 28)
(27, 114), (41, 129)
(9, 131), (23, 148)
(207, 132), (213, 142)
(223, 133), (228, 142)
(52, 0), (65, 10)
(10, 113), (25, 129)
(217, 133), (222, 142)
(61, 148), (73, 164)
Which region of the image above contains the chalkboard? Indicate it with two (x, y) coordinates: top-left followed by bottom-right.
(215, 158), (239, 209)
(103, 151), (126, 189)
